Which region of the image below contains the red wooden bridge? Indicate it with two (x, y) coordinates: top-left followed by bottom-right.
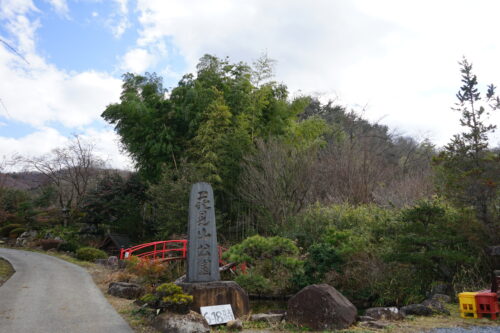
(119, 240), (239, 270)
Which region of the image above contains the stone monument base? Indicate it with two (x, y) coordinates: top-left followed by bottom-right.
(177, 281), (249, 318)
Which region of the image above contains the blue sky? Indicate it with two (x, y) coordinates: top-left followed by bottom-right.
(1, 0), (500, 170)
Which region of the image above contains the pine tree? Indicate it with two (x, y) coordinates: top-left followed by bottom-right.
(435, 58), (500, 237)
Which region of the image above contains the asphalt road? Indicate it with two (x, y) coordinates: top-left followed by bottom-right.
(0, 248), (134, 333)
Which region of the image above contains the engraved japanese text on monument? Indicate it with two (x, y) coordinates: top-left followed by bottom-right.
(187, 182), (220, 282)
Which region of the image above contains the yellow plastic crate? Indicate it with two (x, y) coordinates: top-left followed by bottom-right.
(459, 292), (478, 319)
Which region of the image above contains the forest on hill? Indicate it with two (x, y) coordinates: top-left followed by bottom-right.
(1, 55), (499, 307)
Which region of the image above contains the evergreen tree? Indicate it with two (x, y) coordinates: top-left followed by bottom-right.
(435, 58), (500, 237)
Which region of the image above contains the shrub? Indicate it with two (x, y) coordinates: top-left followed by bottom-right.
(140, 293), (157, 304)
(452, 263), (490, 296)
(57, 241), (80, 253)
(76, 247), (108, 261)
(156, 282), (183, 295)
(388, 199), (486, 290)
(0, 224), (23, 237)
(140, 283), (193, 314)
(287, 203), (398, 249)
(224, 235), (300, 265)
(235, 273), (272, 295)
(9, 227), (26, 238)
(105, 271), (139, 284)
(126, 257), (168, 283)
(292, 227), (366, 290)
(369, 262), (425, 306)
(224, 235), (303, 295)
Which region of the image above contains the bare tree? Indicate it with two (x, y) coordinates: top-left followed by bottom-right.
(313, 111), (434, 206)
(24, 136), (105, 225)
(239, 139), (316, 234)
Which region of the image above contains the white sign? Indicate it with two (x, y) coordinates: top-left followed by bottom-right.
(200, 304), (235, 325)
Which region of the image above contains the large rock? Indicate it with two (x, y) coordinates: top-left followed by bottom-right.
(177, 281), (249, 318)
(15, 230), (37, 247)
(153, 311), (210, 333)
(287, 284), (357, 330)
(431, 294), (451, 303)
(364, 307), (404, 320)
(422, 299), (450, 315)
(108, 282), (144, 299)
(401, 304), (434, 316)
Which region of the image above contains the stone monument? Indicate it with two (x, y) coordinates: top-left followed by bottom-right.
(186, 182), (220, 282)
(177, 182), (249, 318)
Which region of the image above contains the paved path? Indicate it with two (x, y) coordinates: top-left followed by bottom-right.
(0, 248), (134, 333)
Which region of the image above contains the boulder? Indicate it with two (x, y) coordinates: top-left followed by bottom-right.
(226, 319), (243, 331)
(422, 299), (450, 315)
(107, 256), (119, 267)
(358, 315), (375, 322)
(250, 313), (285, 323)
(108, 282), (144, 299)
(431, 294), (451, 304)
(153, 311), (210, 333)
(401, 304), (433, 316)
(364, 307), (404, 320)
(15, 230), (37, 247)
(287, 284), (357, 330)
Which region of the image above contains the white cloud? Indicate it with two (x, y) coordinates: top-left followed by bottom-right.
(110, 17), (130, 38)
(114, 0), (129, 15)
(80, 127), (134, 170)
(0, 127), (68, 158)
(119, 47), (158, 73)
(0, 126), (134, 171)
(132, 0), (500, 146)
(0, 0), (131, 169)
(107, 0), (130, 38)
(0, 1), (122, 128)
(0, 0), (38, 19)
(0, 48), (122, 127)
(45, 0), (69, 18)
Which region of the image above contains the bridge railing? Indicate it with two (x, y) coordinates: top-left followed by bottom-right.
(120, 240), (187, 261)
(120, 240), (246, 273)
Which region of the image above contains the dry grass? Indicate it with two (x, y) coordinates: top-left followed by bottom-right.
(0, 257), (14, 286)
(379, 304), (500, 333)
(213, 303), (500, 332)
(87, 265), (160, 333)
